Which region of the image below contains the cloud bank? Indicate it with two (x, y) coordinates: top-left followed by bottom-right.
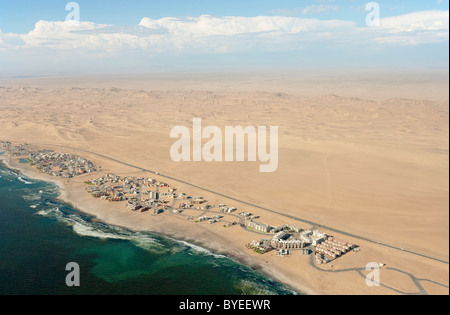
(0, 11), (448, 73)
(0, 11), (447, 53)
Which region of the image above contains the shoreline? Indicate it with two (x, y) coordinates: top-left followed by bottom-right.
(0, 153), (314, 295)
(2, 150), (448, 295)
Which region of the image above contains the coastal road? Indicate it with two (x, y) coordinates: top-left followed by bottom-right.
(36, 142), (450, 266)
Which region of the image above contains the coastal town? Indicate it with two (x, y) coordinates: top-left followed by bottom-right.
(1, 140), (358, 266)
(0, 141), (96, 178)
(82, 173), (359, 264)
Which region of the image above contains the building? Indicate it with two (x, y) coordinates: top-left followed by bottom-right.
(271, 231), (306, 250)
(149, 191), (159, 201)
(193, 196), (205, 204)
(271, 238), (306, 250)
(247, 220), (271, 233)
(300, 230), (327, 246)
(310, 231), (327, 246)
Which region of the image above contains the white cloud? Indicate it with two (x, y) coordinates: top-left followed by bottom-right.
(0, 29), (24, 50)
(380, 10), (449, 33)
(0, 11), (448, 54)
(302, 5), (339, 15)
(270, 8), (300, 16)
(138, 15), (353, 36)
(367, 10), (450, 45)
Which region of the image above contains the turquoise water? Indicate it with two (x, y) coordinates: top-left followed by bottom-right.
(0, 162), (298, 295)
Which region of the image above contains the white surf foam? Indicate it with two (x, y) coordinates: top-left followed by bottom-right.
(71, 222), (130, 240)
(172, 238), (227, 259)
(236, 279), (275, 295)
(22, 193), (41, 201)
(36, 207), (167, 252)
(18, 177), (33, 185)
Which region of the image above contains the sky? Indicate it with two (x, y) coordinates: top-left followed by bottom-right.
(0, 0), (448, 75)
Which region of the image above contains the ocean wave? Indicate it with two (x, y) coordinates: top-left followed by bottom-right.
(33, 195), (229, 259)
(36, 208), (59, 217)
(129, 233), (173, 254)
(235, 279), (275, 295)
(0, 168), (15, 176)
(71, 222), (130, 240)
(1, 169), (19, 178)
(0, 168), (16, 181)
(37, 207), (129, 240)
(18, 177), (33, 185)
(171, 238), (227, 259)
(36, 207), (169, 253)
(22, 193), (42, 201)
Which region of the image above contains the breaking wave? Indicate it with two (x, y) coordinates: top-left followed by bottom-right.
(235, 278), (298, 296)
(235, 279), (275, 295)
(22, 192), (42, 202)
(35, 204), (226, 258)
(36, 206), (171, 254)
(0, 168), (17, 177)
(167, 237), (227, 259)
(71, 222), (130, 241)
(18, 177), (33, 185)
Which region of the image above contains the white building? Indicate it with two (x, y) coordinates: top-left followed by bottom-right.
(247, 220), (271, 233)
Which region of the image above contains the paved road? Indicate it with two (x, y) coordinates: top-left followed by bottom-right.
(307, 255), (449, 295)
(39, 142), (450, 265)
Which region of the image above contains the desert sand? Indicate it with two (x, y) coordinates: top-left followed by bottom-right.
(0, 71), (448, 295)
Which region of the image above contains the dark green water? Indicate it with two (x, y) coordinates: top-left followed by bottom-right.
(0, 162), (298, 295)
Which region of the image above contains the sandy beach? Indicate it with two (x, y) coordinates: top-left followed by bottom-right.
(0, 73), (448, 295)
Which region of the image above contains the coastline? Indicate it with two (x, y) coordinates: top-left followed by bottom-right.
(0, 153), (315, 295)
(2, 150), (448, 295)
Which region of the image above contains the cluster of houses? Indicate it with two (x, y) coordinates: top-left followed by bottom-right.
(247, 220), (356, 262)
(188, 206), (233, 225)
(86, 173), (205, 217)
(186, 214), (238, 227)
(247, 223), (309, 255)
(86, 173), (184, 215)
(88, 174), (157, 190)
(195, 214), (223, 224)
(1, 141), (96, 178)
(314, 237), (355, 264)
(29, 152), (96, 178)
(1, 141), (36, 156)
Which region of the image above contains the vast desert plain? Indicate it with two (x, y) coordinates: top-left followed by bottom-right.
(0, 71), (448, 295)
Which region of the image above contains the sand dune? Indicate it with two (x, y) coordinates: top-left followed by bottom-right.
(0, 74), (448, 294)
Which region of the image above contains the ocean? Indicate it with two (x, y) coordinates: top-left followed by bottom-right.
(0, 160), (297, 295)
